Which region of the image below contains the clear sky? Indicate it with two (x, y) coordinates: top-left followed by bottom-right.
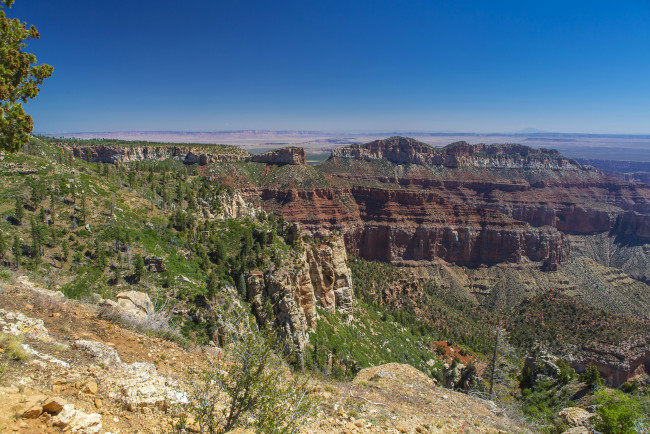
(12, 0), (650, 134)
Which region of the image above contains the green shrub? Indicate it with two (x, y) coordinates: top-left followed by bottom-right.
(177, 304), (316, 433)
(579, 365), (602, 388)
(595, 388), (645, 434)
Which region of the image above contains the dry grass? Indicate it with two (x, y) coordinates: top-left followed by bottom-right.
(97, 305), (188, 347)
(0, 333), (30, 362)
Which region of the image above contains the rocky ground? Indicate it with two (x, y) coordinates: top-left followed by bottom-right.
(0, 276), (531, 434)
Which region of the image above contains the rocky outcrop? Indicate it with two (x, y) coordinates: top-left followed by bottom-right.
(558, 407), (594, 430)
(74, 340), (187, 412)
(144, 256), (166, 272)
(58, 143), (305, 166)
(307, 237), (354, 313)
(212, 191), (262, 220)
(61, 144), (248, 165)
(612, 211), (650, 241)
(569, 336), (650, 387)
(249, 147), (305, 165)
(523, 348), (561, 385)
(53, 404), (103, 433)
(246, 235), (354, 354)
(333, 137), (583, 170)
(116, 291), (154, 318)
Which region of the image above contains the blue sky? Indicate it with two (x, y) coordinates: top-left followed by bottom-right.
(12, 0), (650, 134)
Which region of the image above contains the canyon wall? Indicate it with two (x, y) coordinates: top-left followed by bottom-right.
(570, 337), (650, 387)
(247, 138), (650, 268)
(246, 236), (353, 355)
(59, 143), (305, 165)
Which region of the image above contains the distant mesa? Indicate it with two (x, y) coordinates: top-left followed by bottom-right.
(332, 136), (578, 170)
(56, 143), (306, 166)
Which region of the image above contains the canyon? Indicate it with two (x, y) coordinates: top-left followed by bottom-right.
(220, 137), (650, 270)
(56, 136), (650, 387)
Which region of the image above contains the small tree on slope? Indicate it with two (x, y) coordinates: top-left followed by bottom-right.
(175, 303), (316, 434)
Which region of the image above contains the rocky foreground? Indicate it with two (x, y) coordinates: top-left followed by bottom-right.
(0, 277), (531, 434)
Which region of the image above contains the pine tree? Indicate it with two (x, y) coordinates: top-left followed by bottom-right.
(206, 272), (217, 299)
(0, 233), (7, 260)
(12, 236), (22, 268)
(133, 254), (145, 282)
(61, 240), (69, 263)
(14, 196), (24, 223)
(0, 0), (53, 152)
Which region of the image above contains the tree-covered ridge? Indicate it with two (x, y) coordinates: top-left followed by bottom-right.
(0, 138), (298, 344)
(349, 258), (496, 356)
(37, 135), (248, 155)
(506, 290), (650, 351)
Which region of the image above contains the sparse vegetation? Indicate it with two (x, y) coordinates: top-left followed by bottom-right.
(177, 304), (316, 433)
(0, 333), (29, 362)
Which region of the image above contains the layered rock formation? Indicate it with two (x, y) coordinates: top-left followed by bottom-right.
(246, 236), (353, 355)
(239, 137), (650, 268)
(248, 147), (305, 165)
(334, 137), (580, 170)
(58, 143), (305, 166)
(569, 336), (650, 387)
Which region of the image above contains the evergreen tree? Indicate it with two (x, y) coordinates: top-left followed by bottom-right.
(206, 272), (217, 299)
(61, 240), (69, 263)
(94, 239), (106, 270)
(0, 0), (53, 152)
(49, 190), (56, 224)
(14, 196), (24, 223)
(0, 233), (6, 259)
(12, 236), (21, 268)
(133, 254), (145, 282)
(80, 191), (87, 223)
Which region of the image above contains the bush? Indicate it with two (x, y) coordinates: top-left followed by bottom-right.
(579, 365), (602, 388)
(595, 388), (645, 434)
(176, 304), (316, 433)
(556, 359), (575, 385)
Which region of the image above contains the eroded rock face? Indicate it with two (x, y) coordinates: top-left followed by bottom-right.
(249, 137), (650, 268)
(249, 147), (305, 165)
(75, 340), (187, 412)
(307, 237), (354, 314)
(213, 191), (261, 220)
(58, 143), (306, 166)
(333, 137), (582, 170)
(116, 291), (154, 318)
(62, 144), (248, 165)
(246, 235), (354, 353)
(569, 336), (650, 387)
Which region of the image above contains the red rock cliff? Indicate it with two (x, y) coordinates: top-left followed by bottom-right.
(240, 138), (650, 268)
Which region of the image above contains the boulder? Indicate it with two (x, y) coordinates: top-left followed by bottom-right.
(53, 404), (102, 433)
(562, 427), (589, 434)
(42, 396), (67, 414)
(558, 407), (594, 428)
(116, 291), (154, 317)
(22, 404), (43, 419)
